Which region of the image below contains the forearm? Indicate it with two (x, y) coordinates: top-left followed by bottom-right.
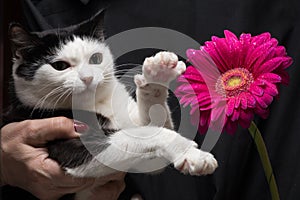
(136, 84), (174, 129)
(0, 147), (7, 186)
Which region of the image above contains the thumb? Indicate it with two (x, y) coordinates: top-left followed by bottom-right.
(23, 117), (81, 146)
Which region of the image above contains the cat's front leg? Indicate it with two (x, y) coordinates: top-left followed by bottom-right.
(65, 127), (217, 178)
(134, 51), (186, 128)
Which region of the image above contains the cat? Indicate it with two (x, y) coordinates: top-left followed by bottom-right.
(6, 10), (218, 200)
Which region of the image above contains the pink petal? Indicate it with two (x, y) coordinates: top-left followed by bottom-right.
(191, 83), (209, 93)
(274, 70), (289, 85)
(280, 56), (293, 70)
(250, 32), (271, 47)
(255, 78), (266, 86)
(200, 110), (210, 126)
(197, 94), (212, 107)
(250, 84), (264, 96)
(198, 111), (210, 134)
(224, 30), (239, 41)
(176, 84), (194, 92)
(211, 36), (232, 69)
(235, 97), (241, 108)
(191, 113), (199, 126)
(255, 106), (269, 119)
(251, 47), (276, 72)
(225, 120), (238, 134)
(246, 41), (275, 72)
(183, 74), (205, 83)
(256, 98), (267, 108)
(240, 93), (248, 110)
(231, 109), (240, 121)
(239, 118), (252, 129)
(239, 33), (252, 44)
(253, 92), (274, 110)
(224, 30), (241, 68)
(274, 46), (286, 57)
(264, 82), (279, 96)
(199, 105), (213, 111)
(261, 93), (274, 105)
(257, 57), (292, 74)
(204, 41), (228, 73)
(226, 98), (235, 116)
(239, 110), (254, 128)
(239, 33), (252, 66)
(198, 125), (209, 135)
(190, 104), (199, 114)
(245, 93), (256, 108)
(259, 73), (282, 83)
(211, 105), (225, 122)
(186, 49), (221, 83)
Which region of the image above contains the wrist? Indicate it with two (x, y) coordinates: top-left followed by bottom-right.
(0, 149), (7, 186)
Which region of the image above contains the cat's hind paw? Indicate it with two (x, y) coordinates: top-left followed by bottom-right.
(174, 147), (218, 176)
(135, 51), (186, 87)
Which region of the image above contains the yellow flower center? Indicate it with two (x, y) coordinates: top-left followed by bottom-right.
(216, 68), (253, 97)
(227, 76), (242, 87)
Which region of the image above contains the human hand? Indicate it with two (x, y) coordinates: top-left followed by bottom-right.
(77, 172), (126, 200)
(0, 117), (94, 200)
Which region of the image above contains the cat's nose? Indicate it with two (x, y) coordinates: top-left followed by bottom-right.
(81, 76), (93, 85)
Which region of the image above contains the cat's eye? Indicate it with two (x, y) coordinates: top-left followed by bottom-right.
(89, 53), (103, 64)
(51, 61), (71, 71)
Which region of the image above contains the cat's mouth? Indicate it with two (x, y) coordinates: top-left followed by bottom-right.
(72, 78), (104, 94)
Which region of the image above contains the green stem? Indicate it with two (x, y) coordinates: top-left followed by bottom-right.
(248, 121), (280, 200)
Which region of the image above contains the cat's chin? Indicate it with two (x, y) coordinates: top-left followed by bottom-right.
(72, 81), (105, 95)
(72, 87), (98, 95)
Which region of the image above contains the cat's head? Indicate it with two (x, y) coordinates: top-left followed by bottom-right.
(10, 10), (115, 109)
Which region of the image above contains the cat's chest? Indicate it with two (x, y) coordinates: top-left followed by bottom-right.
(95, 100), (135, 130)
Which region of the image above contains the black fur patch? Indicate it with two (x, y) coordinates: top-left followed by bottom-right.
(13, 33), (74, 80)
(47, 138), (93, 168)
(2, 103), (116, 168)
(15, 63), (40, 81)
(4, 9), (109, 199)
(10, 9), (105, 81)
(47, 135), (110, 168)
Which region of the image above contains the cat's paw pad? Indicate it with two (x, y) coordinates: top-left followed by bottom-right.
(135, 51), (186, 87)
(174, 147), (218, 176)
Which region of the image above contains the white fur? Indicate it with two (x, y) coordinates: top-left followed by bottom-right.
(13, 36), (114, 110)
(66, 126), (217, 177)
(13, 38), (218, 200)
(64, 51), (218, 180)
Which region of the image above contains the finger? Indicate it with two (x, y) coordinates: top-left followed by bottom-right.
(43, 158), (94, 187)
(44, 182), (93, 200)
(91, 180), (126, 200)
(101, 172), (126, 181)
(23, 117), (79, 145)
(54, 181), (94, 195)
(93, 172), (126, 186)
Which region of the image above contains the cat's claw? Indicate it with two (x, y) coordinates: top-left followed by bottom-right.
(134, 51), (186, 87)
(174, 145), (218, 176)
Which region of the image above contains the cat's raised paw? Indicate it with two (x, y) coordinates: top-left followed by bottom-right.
(135, 51), (186, 87)
(174, 147), (218, 176)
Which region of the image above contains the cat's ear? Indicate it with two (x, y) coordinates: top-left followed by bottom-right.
(9, 23), (40, 58)
(74, 9), (106, 41)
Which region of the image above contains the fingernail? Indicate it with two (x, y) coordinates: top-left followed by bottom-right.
(74, 120), (89, 133)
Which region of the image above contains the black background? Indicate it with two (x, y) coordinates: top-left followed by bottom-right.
(1, 0), (300, 199)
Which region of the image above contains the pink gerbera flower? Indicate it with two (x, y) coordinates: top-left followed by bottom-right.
(175, 30), (293, 134)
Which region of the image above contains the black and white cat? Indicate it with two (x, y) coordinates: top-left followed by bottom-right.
(7, 10), (218, 199)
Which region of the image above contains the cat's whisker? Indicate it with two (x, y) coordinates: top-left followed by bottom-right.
(35, 82), (62, 94)
(61, 89), (73, 105)
(114, 63), (142, 68)
(31, 86), (65, 115)
(52, 88), (71, 111)
(109, 66), (142, 73)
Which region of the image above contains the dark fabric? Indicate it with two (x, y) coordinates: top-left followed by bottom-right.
(2, 0), (300, 199)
